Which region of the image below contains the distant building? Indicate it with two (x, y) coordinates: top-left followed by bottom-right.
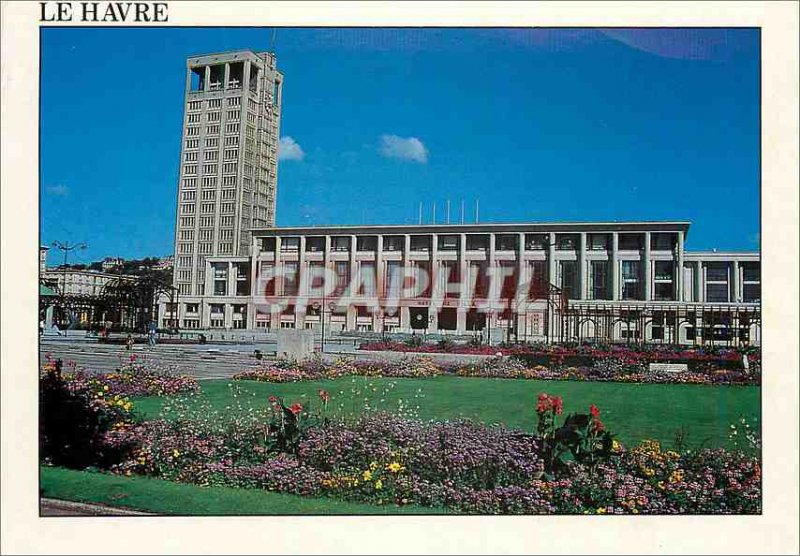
(39, 245), (49, 275)
(42, 267), (136, 297)
(101, 257), (125, 271)
(154, 256), (174, 271)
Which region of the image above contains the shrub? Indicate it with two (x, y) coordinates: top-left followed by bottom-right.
(40, 360), (136, 469)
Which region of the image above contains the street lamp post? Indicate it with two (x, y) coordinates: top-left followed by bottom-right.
(51, 240), (87, 337)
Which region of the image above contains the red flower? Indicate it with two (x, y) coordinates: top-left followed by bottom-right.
(589, 404), (600, 418)
(593, 419), (605, 433)
(318, 389), (330, 403)
(289, 402), (303, 415)
(268, 395), (277, 404)
(553, 396), (563, 415)
(536, 393), (551, 414)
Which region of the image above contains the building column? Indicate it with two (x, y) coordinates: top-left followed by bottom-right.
(400, 306), (410, 331)
(376, 235), (384, 299)
(643, 231), (652, 301)
(204, 66), (211, 91)
(695, 260), (704, 303)
(185, 68), (193, 93)
(731, 260), (740, 303)
(298, 236), (307, 294)
(456, 308), (467, 334)
(224, 63), (231, 89)
(429, 307), (439, 332)
(547, 232), (556, 286)
(243, 60), (252, 94)
(611, 232), (620, 301)
(578, 232), (587, 300)
(227, 262), (237, 297)
(459, 233), (468, 308)
(346, 305), (356, 331)
(676, 231), (685, 302)
(224, 303), (233, 329)
(270, 304), (282, 331)
(430, 233), (439, 301)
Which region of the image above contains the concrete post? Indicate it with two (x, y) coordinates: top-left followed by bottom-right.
(224, 63), (230, 89)
(459, 233), (468, 306)
(731, 260), (740, 303)
(695, 260), (703, 303)
(400, 306), (410, 331)
(547, 232), (556, 287)
(243, 60), (251, 94)
(431, 232), (439, 301)
(456, 308), (467, 334)
(579, 232), (587, 300)
(676, 231), (685, 302)
(611, 233), (620, 300)
(204, 66), (210, 91)
(298, 236), (307, 297)
(643, 232), (652, 301)
(376, 235), (384, 299)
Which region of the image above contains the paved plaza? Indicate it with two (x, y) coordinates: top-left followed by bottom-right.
(39, 336), (493, 379)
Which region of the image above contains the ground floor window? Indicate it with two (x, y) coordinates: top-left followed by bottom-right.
(280, 321), (295, 329)
(232, 320), (246, 329)
(210, 319), (224, 328)
(182, 319), (200, 329)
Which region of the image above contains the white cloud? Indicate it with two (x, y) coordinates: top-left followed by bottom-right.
(278, 136), (305, 161)
(46, 184), (69, 196)
(379, 134), (428, 163)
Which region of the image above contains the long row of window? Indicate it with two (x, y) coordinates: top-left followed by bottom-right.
(260, 233), (681, 253)
(249, 259), (759, 303)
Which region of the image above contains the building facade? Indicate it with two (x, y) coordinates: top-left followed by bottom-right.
(159, 222), (761, 346)
(171, 50), (283, 303)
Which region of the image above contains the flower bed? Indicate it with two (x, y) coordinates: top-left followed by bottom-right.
(43, 355), (200, 398)
(103, 406), (760, 514)
(360, 341), (761, 370)
(234, 357), (442, 383)
(233, 355), (759, 386)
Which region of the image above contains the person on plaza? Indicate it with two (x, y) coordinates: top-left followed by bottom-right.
(147, 321), (157, 348)
(125, 334), (134, 351)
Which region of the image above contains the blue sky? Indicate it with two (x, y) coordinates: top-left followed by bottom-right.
(40, 27), (759, 263)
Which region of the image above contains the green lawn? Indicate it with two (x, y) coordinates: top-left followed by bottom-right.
(40, 466), (446, 515)
(132, 376), (760, 451)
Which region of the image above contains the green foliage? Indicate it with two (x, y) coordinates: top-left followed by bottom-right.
(404, 335), (424, 348)
(40, 360), (135, 469)
(265, 396), (319, 454)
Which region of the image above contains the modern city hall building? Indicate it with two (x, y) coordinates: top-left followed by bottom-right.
(160, 51), (760, 346)
(160, 221), (760, 346)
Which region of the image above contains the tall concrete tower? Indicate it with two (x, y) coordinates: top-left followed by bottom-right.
(172, 50), (282, 298)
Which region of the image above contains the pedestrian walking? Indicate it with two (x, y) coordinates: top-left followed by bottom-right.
(147, 321), (157, 348)
(125, 334), (134, 351)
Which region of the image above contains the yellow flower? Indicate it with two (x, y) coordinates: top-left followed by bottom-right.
(369, 461), (379, 471)
(104, 385), (109, 391)
(612, 440), (621, 452)
(386, 462), (404, 474)
(643, 467), (655, 477)
(172, 449), (181, 458)
(374, 479), (383, 490)
(362, 470), (373, 481)
(596, 508), (606, 514)
(657, 481), (665, 490)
